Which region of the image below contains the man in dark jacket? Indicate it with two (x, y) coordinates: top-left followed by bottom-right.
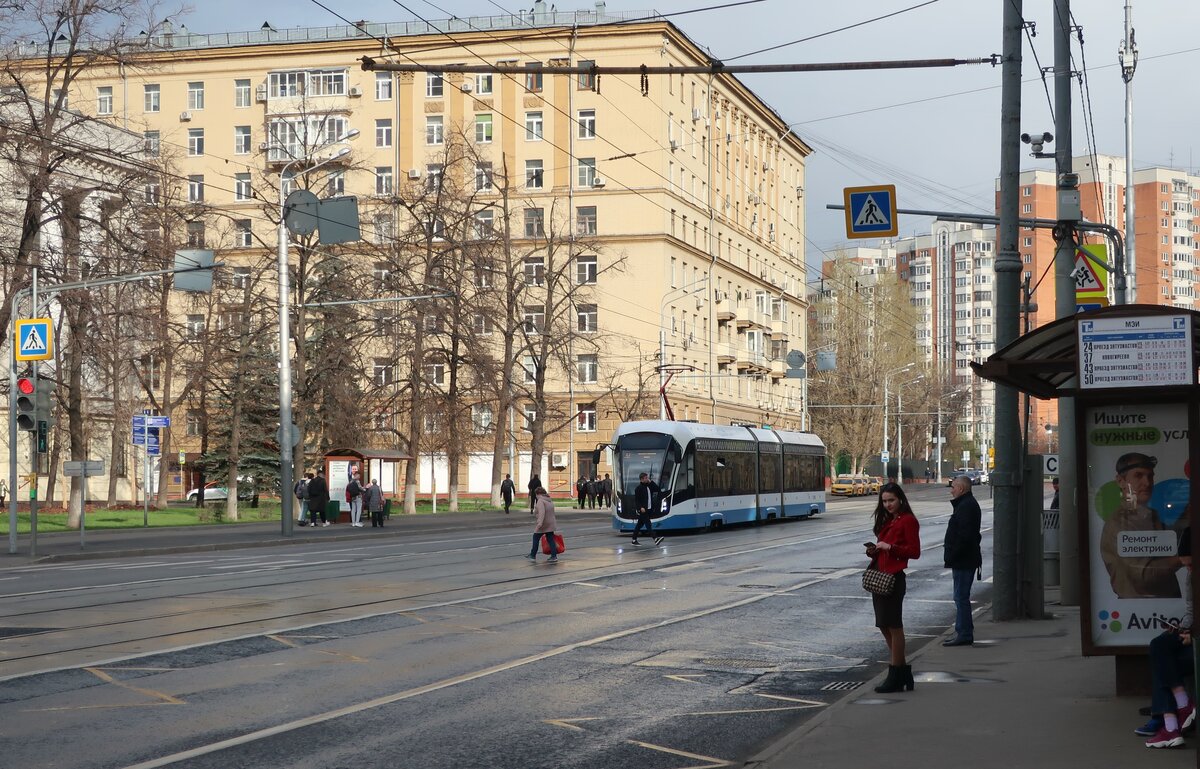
(601, 473), (613, 507)
(943, 475), (983, 646)
(307, 469), (331, 527)
(576, 474), (588, 509)
(500, 474), (515, 514)
(632, 472), (664, 546)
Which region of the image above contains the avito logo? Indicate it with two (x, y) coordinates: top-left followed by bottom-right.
(1098, 609), (1182, 634)
(1097, 609), (1122, 633)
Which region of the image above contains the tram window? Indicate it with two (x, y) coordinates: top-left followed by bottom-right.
(759, 451), (780, 492)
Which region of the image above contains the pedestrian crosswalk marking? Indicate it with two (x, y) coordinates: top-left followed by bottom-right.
(853, 194), (889, 227)
(20, 325), (46, 352)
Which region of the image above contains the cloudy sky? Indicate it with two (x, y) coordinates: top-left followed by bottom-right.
(177, 0), (1200, 267)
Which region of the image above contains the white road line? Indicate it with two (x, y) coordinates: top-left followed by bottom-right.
(116, 566), (863, 769)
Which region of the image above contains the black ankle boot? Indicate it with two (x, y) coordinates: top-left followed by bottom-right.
(874, 665), (904, 693)
(900, 664), (914, 691)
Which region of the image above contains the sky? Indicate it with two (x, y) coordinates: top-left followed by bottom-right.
(175, 0), (1200, 268)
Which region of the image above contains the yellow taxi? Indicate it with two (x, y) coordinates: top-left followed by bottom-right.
(864, 476), (882, 494)
(830, 474), (866, 496)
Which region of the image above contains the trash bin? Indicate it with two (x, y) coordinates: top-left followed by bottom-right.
(326, 500), (342, 525)
(1042, 509), (1060, 587)
(382, 498), (391, 521)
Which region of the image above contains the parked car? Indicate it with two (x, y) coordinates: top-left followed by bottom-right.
(865, 476), (882, 494)
(830, 474), (866, 496)
(186, 480), (255, 501)
(947, 468), (982, 486)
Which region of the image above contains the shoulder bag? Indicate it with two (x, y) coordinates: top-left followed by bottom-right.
(862, 560), (896, 596)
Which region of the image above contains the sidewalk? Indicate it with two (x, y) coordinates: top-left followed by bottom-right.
(747, 588), (1194, 769)
(0, 508), (612, 564)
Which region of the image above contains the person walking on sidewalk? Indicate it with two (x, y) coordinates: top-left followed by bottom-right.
(365, 478), (385, 528)
(943, 475), (982, 647)
(346, 471), (365, 527)
(631, 472), (664, 547)
(865, 482), (921, 693)
(601, 473), (613, 507)
(576, 474), (588, 509)
(307, 470), (330, 527)
(294, 473), (311, 525)
(1138, 527), (1195, 749)
(0, 478), (7, 508)
(527, 474), (540, 513)
(525, 487), (559, 563)
(500, 474), (515, 514)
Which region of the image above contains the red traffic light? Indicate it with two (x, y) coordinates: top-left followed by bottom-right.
(17, 377), (35, 395)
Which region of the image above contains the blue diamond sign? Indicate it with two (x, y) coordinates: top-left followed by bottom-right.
(844, 185), (898, 239)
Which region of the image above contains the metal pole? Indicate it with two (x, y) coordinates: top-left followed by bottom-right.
(991, 0), (1025, 621)
(883, 376), (890, 479)
(29, 270), (38, 559)
(278, 194), (295, 537)
(8, 288), (27, 554)
(81, 470), (87, 549)
(1054, 0), (1080, 608)
(898, 391), (904, 484)
(935, 402), (943, 485)
(1119, 1), (1137, 304)
(143, 445), (149, 527)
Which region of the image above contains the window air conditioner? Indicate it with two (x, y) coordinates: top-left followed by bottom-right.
(550, 452), (568, 469)
(408, 168), (421, 179)
(348, 86), (363, 97)
(591, 176), (605, 188)
(255, 85), (267, 102)
(461, 81), (473, 92)
(179, 111), (192, 121)
(258, 141), (271, 151)
(669, 139), (678, 151)
(691, 108), (702, 122)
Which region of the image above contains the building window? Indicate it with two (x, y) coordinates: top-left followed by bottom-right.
(186, 221), (206, 248)
(1021, 203), (1032, 214)
(525, 159), (544, 189)
(577, 304), (598, 333)
(228, 172), (250, 202)
(525, 111), (543, 141)
(1023, 236), (1032, 247)
(426, 72), (444, 97)
(187, 128), (205, 156)
(476, 73), (493, 94)
(143, 130), (160, 156)
(475, 162), (493, 191)
(522, 357), (537, 384)
(474, 209), (494, 238)
(576, 254), (597, 284)
(523, 403), (538, 430)
(577, 60), (595, 90)
(144, 182), (160, 204)
(473, 312), (494, 335)
(471, 404), (494, 434)
(524, 208), (545, 238)
(376, 118), (392, 147)
(524, 62), (543, 92)
(524, 256), (545, 286)
(426, 164), (444, 192)
(576, 206), (597, 235)
(523, 306), (545, 334)
(374, 359), (394, 386)
(577, 403), (597, 432)
(376, 71), (392, 100)
(187, 175), (205, 203)
(234, 125), (251, 155)
(187, 81), (205, 110)
(308, 70), (346, 96)
(230, 267), (251, 290)
(373, 213), (394, 244)
(576, 355), (598, 384)
(144, 84), (160, 113)
(426, 115), (444, 145)
(475, 113), (493, 143)
(235, 220), (253, 248)
(326, 170), (344, 196)
(425, 361), (446, 385)
(425, 218), (446, 240)
(97, 85), (113, 114)
(578, 108), (595, 138)
(376, 167), (393, 195)
(234, 79), (251, 107)
(577, 158), (597, 188)
(186, 315), (205, 339)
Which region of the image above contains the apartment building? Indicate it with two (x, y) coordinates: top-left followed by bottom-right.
(43, 2), (811, 499)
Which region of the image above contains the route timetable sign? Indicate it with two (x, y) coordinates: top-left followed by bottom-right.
(843, 185), (898, 239)
(1078, 314), (1193, 389)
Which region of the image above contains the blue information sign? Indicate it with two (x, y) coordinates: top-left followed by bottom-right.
(843, 185), (898, 239)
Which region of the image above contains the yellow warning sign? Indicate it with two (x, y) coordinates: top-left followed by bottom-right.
(1074, 244), (1108, 298)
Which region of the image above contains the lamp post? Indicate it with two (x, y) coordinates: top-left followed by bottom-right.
(658, 277), (708, 420)
(882, 363), (916, 481)
(894, 375), (924, 484)
(1044, 423), (1056, 454)
(276, 130), (358, 536)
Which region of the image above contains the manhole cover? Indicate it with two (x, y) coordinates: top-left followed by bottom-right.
(700, 658), (776, 669)
(821, 681), (864, 691)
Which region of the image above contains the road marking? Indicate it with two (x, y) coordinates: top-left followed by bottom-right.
(753, 693), (824, 705)
(115, 567), (861, 769)
(625, 740), (729, 768)
(543, 717), (603, 731)
(664, 673), (708, 683)
(25, 667), (187, 712)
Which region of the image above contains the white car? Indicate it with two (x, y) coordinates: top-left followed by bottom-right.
(186, 481), (254, 501)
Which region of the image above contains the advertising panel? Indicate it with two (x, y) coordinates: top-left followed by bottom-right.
(1085, 402), (1191, 648)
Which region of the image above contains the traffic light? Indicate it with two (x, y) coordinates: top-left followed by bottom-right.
(15, 377), (36, 431)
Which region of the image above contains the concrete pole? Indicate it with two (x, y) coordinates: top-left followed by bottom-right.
(882, 377), (889, 479)
(991, 0), (1024, 621)
(1054, 0), (1080, 607)
(277, 187), (295, 537)
(1119, 1), (1137, 304)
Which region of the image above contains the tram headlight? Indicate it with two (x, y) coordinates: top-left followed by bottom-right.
(615, 497), (622, 513)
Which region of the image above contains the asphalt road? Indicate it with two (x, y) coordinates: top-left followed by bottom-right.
(0, 485), (993, 769)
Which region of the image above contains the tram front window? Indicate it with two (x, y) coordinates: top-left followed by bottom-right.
(614, 433), (677, 517)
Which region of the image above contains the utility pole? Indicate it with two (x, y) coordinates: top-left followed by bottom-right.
(992, 0), (1024, 621)
(1054, 0), (1081, 608)
(1119, 1), (1137, 303)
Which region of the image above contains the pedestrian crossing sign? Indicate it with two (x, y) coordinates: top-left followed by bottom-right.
(844, 185), (898, 239)
(14, 318), (53, 361)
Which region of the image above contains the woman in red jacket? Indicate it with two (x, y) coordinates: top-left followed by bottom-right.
(865, 482), (921, 693)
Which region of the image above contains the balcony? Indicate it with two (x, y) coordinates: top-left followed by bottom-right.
(769, 319), (789, 339)
(716, 342), (736, 363)
(736, 306), (770, 329)
(769, 359), (787, 378)
(735, 347), (769, 371)
(715, 297), (737, 321)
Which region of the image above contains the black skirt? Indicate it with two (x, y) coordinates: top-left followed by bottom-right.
(872, 570), (907, 629)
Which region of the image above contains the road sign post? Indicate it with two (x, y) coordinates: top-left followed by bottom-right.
(64, 460), (105, 548)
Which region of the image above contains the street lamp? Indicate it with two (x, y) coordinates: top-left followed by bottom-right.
(1044, 423), (1056, 454)
(882, 363), (916, 481)
(895, 374), (924, 484)
(658, 277), (709, 420)
(276, 128), (358, 536)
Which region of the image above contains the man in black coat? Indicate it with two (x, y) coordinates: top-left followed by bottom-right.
(500, 474), (515, 514)
(943, 475), (982, 646)
(306, 469), (331, 528)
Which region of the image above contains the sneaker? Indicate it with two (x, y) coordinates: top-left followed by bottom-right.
(1135, 717), (1164, 737)
(630, 539), (639, 546)
(1145, 727), (1184, 748)
(524, 554), (536, 561)
(323, 522), (330, 527)
(1179, 704), (1196, 733)
(547, 556), (558, 563)
(653, 536), (664, 546)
